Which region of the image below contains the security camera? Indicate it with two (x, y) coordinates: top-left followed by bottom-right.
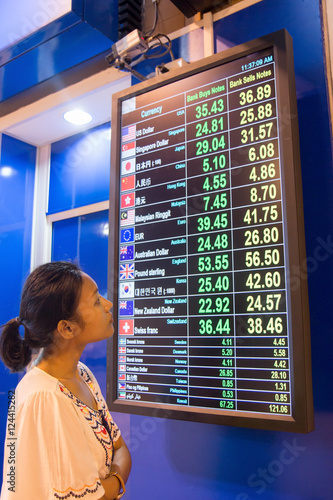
(106, 30), (149, 65)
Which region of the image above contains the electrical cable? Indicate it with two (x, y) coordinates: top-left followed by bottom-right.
(145, 0), (159, 37)
(105, 0), (174, 81)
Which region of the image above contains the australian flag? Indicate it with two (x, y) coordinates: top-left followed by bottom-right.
(120, 245), (134, 261)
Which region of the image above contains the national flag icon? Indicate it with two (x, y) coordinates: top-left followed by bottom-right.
(119, 337), (126, 345)
(122, 96), (136, 115)
(119, 392), (126, 399)
(121, 175), (135, 192)
(122, 125), (136, 142)
(119, 346), (126, 354)
(119, 300), (133, 316)
(119, 382), (126, 391)
(121, 158), (136, 175)
(121, 192), (135, 209)
(120, 245), (134, 261)
(119, 365), (126, 372)
(119, 263), (134, 280)
(120, 228), (134, 244)
(120, 209), (135, 226)
(119, 282), (134, 298)
(118, 373), (126, 380)
(119, 356), (126, 363)
(119, 319), (134, 335)
(121, 141), (135, 159)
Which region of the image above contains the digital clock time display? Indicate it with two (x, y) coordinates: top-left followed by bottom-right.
(108, 30), (314, 432)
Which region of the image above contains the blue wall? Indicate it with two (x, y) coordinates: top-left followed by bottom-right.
(49, 122), (112, 213)
(52, 210), (110, 394)
(1, 0), (333, 498)
(0, 134), (36, 481)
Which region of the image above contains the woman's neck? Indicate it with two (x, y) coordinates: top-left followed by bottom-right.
(36, 343), (84, 380)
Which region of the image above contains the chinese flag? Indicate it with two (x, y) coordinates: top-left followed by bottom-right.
(121, 175), (135, 192)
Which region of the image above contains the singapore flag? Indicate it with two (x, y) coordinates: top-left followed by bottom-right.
(121, 141), (135, 159)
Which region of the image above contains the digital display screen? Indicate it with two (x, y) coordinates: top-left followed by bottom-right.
(107, 30), (314, 432)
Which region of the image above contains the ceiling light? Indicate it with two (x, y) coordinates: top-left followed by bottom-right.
(63, 109), (93, 125)
(0, 166), (16, 177)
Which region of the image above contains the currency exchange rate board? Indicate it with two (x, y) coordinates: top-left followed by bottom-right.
(108, 30), (314, 432)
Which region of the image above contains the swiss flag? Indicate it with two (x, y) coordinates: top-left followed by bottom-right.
(119, 319), (134, 335)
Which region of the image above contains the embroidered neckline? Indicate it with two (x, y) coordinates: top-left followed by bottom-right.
(58, 364), (114, 468)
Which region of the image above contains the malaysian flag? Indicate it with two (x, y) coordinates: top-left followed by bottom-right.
(120, 209), (135, 226)
(122, 125), (136, 142)
(119, 263), (134, 280)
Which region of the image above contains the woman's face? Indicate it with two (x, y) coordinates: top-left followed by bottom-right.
(74, 273), (114, 345)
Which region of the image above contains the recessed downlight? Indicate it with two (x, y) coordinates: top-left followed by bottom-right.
(0, 166), (16, 177)
(63, 109), (93, 125)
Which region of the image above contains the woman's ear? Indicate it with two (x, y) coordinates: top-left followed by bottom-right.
(56, 319), (78, 340)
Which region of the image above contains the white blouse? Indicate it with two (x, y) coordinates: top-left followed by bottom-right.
(1, 362), (120, 500)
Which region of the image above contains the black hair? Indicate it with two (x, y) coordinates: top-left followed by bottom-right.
(0, 261), (83, 372)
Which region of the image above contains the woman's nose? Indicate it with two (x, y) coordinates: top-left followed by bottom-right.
(103, 297), (113, 311)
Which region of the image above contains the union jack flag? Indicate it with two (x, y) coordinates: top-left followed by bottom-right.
(119, 263), (134, 280)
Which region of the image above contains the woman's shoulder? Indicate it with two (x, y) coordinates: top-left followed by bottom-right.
(15, 366), (62, 407)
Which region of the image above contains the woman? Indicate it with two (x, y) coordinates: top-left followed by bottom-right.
(0, 261), (131, 500)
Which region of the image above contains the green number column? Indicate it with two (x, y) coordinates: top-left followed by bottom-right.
(228, 63), (291, 416)
(186, 79), (236, 410)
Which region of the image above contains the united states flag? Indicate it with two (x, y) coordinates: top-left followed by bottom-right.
(122, 125), (136, 142)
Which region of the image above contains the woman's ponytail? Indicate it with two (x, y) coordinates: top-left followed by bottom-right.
(0, 261), (83, 372)
(0, 318), (32, 372)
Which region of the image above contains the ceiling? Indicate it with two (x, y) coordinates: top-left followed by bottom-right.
(2, 72), (131, 147)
